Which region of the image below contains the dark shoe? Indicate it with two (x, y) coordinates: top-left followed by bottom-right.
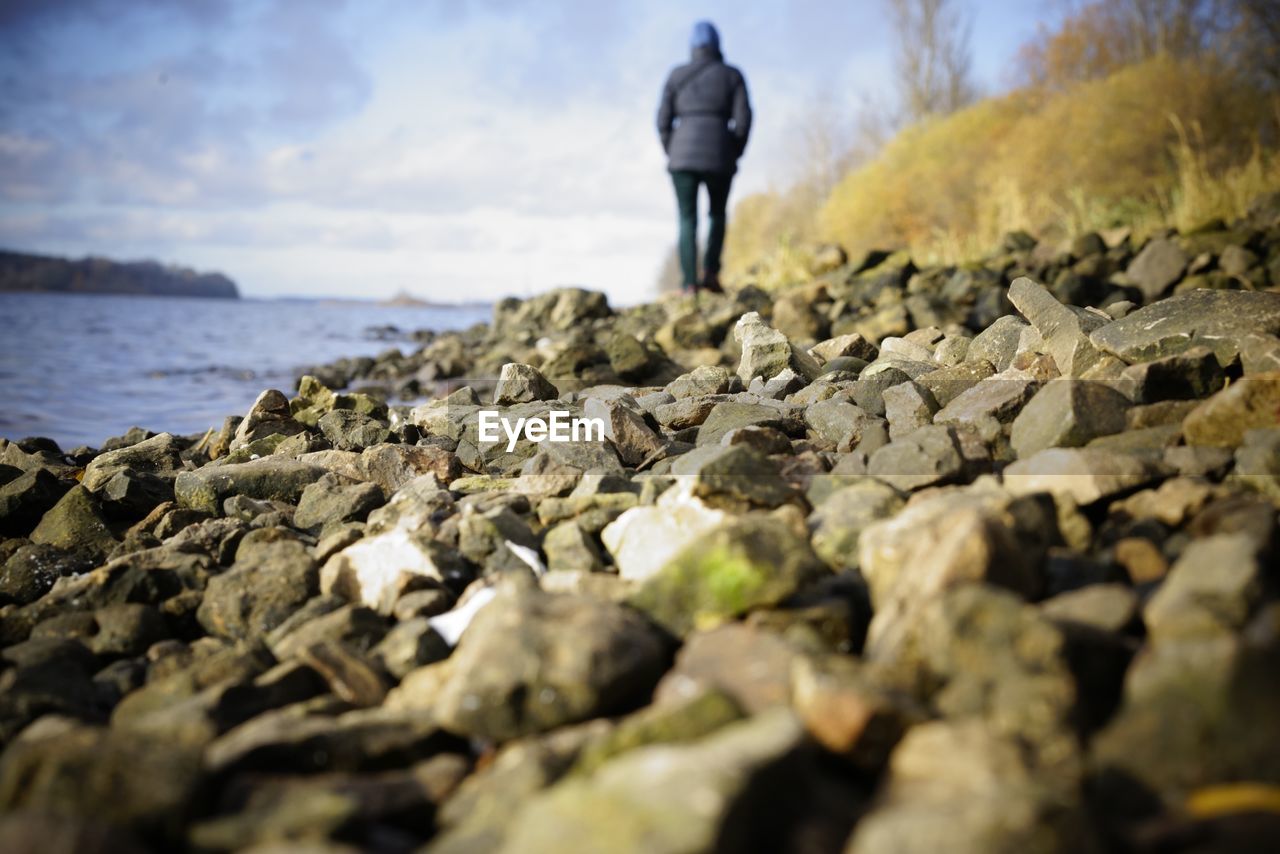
(701, 272), (724, 294)
(680, 282), (699, 295)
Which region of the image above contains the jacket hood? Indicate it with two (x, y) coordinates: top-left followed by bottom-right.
(690, 20), (719, 53)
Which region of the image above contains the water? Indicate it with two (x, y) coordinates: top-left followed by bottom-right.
(0, 292), (491, 449)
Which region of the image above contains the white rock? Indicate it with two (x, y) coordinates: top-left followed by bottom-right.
(601, 480), (730, 581)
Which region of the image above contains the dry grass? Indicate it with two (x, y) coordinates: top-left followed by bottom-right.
(727, 56), (1279, 287)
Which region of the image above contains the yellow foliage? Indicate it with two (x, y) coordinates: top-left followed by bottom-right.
(726, 56), (1280, 285)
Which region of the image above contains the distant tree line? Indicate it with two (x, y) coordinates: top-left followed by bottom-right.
(0, 250), (240, 299)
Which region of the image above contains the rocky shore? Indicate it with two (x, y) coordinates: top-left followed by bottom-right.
(2, 197), (1280, 852)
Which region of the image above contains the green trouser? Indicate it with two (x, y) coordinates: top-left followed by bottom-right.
(671, 169), (733, 287)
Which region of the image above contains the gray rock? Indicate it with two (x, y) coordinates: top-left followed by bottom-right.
(808, 480), (904, 571)
(883, 380), (939, 440)
(0, 468), (71, 537)
(847, 718), (1093, 854)
(1003, 447), (1163, 504)
(197, 539), (319, 639)
(493, 363), (559, 405)
(867, 424), (965, 491)
(316, 409), (390, 451)
(669, 444), (797, 509)
(628, 510), (824, 636)
(81, 432), (183, 493)
(810, 332), (879, 364)
(1090, 634), (1280, 804)
(542, 519), (605, 573)
(1126, 237), (1188, 300)
(859, 486), (1052, 659)
(1008, 277), (1122, 377)
(582, 398), (665, 466)
(1144, 534), (1264, 641)
(653, 396), (722, 430)
(664, 364), (735, 399)
(1182, 371), (1280, 447)
(0, 543), (93, 605)
(1090, 289), (1280, 365)
(0, 720), (204, 843)
(292, 474), (383, 533)
(918, 360), (996, 407)
(174, 458), (329, 515)
(733, 311), (822, 383)
(29, 485), (118, 563)
(966, 315), (1028, 371)
(434, 577), (669, 740)
(230, 389), (307, 451)
(269, 602), (387, 660)
(934, 371), (1040, 439)
(1010, 378), (1130, 457)
(1116, 345), (1225, 403)
(804, 398), (878, 451)
(494, 710), (807, 854)
(371, 616), (450, 679)
(696, 400), (800, 446)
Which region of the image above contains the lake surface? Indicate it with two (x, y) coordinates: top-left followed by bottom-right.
(0, 292), (491, 449)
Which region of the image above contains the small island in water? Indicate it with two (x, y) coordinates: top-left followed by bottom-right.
(0, 248), (239, 299)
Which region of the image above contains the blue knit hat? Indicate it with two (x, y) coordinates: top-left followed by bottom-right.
(690, 20), (719, 52)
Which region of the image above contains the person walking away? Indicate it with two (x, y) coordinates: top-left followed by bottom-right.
(657, 20), (752, 295)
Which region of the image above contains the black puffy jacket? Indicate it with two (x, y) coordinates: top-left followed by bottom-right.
(657, 46), (752, 174)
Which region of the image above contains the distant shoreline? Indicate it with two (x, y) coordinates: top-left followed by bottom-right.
(0, 248), (240, 300)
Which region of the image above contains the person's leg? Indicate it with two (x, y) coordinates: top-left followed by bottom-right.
(703, 171), (733, 289)
(670, 170), (699, 290)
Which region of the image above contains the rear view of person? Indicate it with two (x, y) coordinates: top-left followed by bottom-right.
(657, 20), (752, 294)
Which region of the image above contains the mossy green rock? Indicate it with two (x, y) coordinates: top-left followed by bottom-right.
(629, 512), (826, 636)
(174, 459), (329, 515)
(29, 485), (117, 563)
(569, 689), (744, 777)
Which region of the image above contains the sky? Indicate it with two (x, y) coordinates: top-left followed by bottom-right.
(0, 0), (1061, 304)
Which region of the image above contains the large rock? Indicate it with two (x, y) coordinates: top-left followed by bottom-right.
(0, 719), (203, 843)
(80, 432), (183, 502)
(1010, 378), (1130, 457)
(1126, 237), (1187, 300)
(847, 719), (1094, 854)
(601, 481), (731, 582)
(174, 458), (329, 515)
(1007, 276), (1121, 377)
(197, 539), (319, 639)
(582, 398), (665, 466)
(733, 311), (822, 383)
(493, 363), (559, 405)
(628, 510), (825, 636)
(433, 577), (669, 740)
(230, 389), (307, 450)
(1090, 635), (1280, 805)
(1143, 534), (1265, 641)
(1090, 289), (1280, 365)
(29, 486), (117, 563)
(495, 710), (810, 854)
(859, 487), (1052, 659)
(867, 424), (966, 491)
(0, 468), (71, 537)
(321, 527), (467, 614)
(316, 409), (390, 451)
(808, 481), (904, 571)
(1116, 346), (1224, 403)
(664, 364), (736, 399)
(1182, 372), (1280, 448)
(292, 474), (383, 532)
(1003, 448), (1163, 504)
